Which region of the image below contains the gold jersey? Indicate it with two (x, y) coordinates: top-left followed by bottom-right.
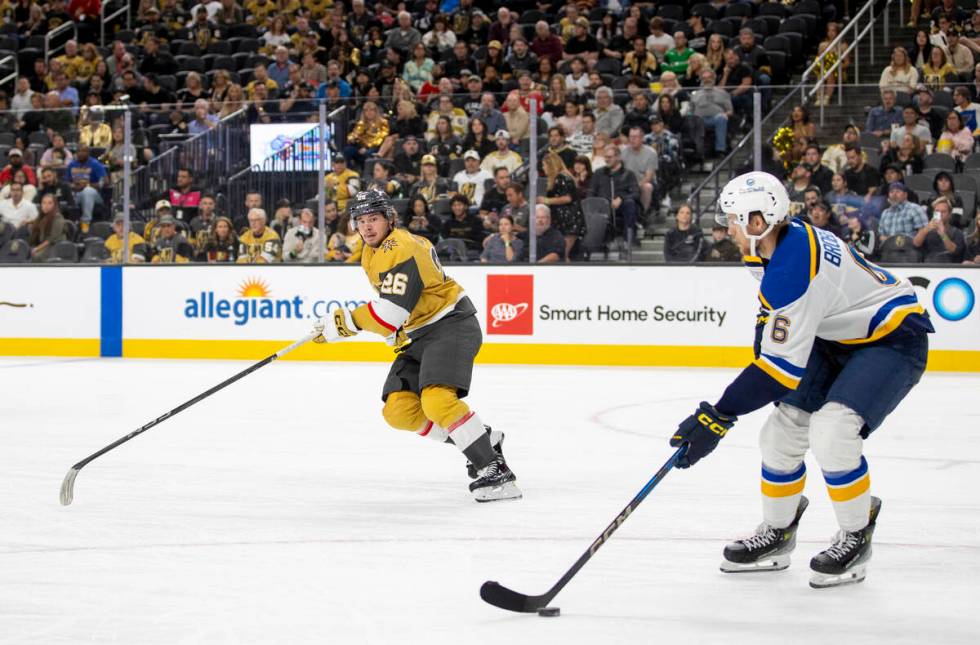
(351, 227), (468, 339)
(237, 227), (282, 263)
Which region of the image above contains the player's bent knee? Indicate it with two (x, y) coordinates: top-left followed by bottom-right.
(809, 402), (865, 471)
(382, 391), (426, 431)
(759, 404), (811, 470)
(419, 385), (469, 429)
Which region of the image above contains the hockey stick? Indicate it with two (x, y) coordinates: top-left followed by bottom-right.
(59, 333), (316, 506)
(480, 445), (687, 613)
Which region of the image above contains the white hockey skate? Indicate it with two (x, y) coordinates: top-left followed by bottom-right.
(721, 497), (809, 573)
(809, 497), (881, 589)
(469, 457), (522, 503)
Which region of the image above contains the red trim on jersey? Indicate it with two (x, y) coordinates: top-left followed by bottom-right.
(368, 302), (397, 332)
(418, 421), (433, 437)
(447, 412), (475, 433)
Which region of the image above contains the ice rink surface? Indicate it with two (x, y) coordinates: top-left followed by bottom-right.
(1, 357), (978, 645)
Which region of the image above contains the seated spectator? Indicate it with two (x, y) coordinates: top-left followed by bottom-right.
(936, 110), (974, 162)
(402, 196), (438, 244)
(808, 200), (843, 239)
(594, 87), (624, 138)
(844, 213), (878, 259)
(620, 127), (659, 219)
(531, 204), (565, 263)
(500, 91), (530, 142)
(282, 208), (325, 264)
(532, 20), (564, 66)
(662, 32), (692, 76)
(167, 167), (202, 221)
(195, 214), (237, 263)
(187, 99), (219, 136)
(568, 111), (596, 156)
(481, 214), (523, 263)
(589, 145), (640, 243)
(426, 93), (468, 140)
(866, 90), (903, 138)
(0, 170), (37, 202)
(236, 208), (282, 264)
(481, 131), (523, 175)
(78, 110), (112, 148)
(453, 150), (492, 207)
(479, 166), (511, 220)
(789, 105), (816, 163)
(801, 145), (834, 195)
(39, 133), (74, 170)
(928, 171), (968, 226)
(843, 144), (881, 201)
(460, 117), (494, 160)
(188, 194), (218, 252)
(922, 47), (956, 91)
(913, 196), (965, 262)
(663, 204), (703, 264)
(0, 148), (37, 186)
(379, 100), (425, 159)
(66, 146), (107, 224)
(623, 37), (659, 81)
(945, 31), (974, 75)
(0, 181), (38, 229)
(138, 37), (177, 77)
(345, 100), (389, 166)
(888, 108), (932, 156)
(822, 124), (863, 174)
(952, 86), (980, 131)
(324, 155), (361, 211)
(105, 213), (149, 263)
(702, 224), (742, 262)
(440, 195), (482, 254)
(28, 194), (66, 262)
(786, 164), (814, 215)
(410, 154), (452, 205)
(563, 17), (599, 65)
(564, 56), (589, 96)
(907, 29), (932, 72)
(326, 211), (363, 263)
(370, 161), (405, 199)
(572, 155), (593, 201)
(692, 69), (732, 157)
(500, 182), (530, 232)
(150, 215), (194, 264)
(403, 43), (434, 92)
(646, 16), (675, 56)
(558, 100), (584, 138)
(393, 135), (423, 187)
(428, 116), (463, 176)
(878, 182), (928, 242)
(270, 201), (294, 240)
(472, 93), (507, 138)
(719, 48), (754, 125)
(827, 172), (866, 223)
(879, 47), (919, 94)
(0, 92), (16, 133)
(246, 63), (279, 101)
(506, 37), (539, 75)
(386, 10), (423, 58)
(878, 164), (919, 206)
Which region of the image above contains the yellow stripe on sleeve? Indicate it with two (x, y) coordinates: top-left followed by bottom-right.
(752, 357), (801, 389)
(837, 305), (925, 345)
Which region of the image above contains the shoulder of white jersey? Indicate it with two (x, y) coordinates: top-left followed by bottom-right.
(759, 218), (820, 311)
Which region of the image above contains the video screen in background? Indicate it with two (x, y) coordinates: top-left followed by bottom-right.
(249, 123), (332, 171)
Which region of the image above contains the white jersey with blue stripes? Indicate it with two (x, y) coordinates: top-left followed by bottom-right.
(749, 218), (926, 390)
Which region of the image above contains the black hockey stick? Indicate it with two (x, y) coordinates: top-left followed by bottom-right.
(480, 445), (687, 613)
(59, 333), (316, 506)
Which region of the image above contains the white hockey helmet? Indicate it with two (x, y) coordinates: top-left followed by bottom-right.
(716, 171), (790, 257)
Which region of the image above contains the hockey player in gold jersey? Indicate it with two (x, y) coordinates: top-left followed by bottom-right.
(312, 189), (521, 502)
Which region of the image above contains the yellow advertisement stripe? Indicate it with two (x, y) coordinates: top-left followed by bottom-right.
(3, 339), (976, 372)
(752, 357), (801, 389)
(0, 338), (101, 357)
(761, 476), (806, 498)
(826, 474), (871, 502)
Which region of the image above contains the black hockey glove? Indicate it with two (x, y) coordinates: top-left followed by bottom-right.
(754, 308), (770, 359)
(670, 402), (737, 468)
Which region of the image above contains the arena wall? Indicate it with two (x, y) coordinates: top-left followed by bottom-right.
(2, 266), (977, 371)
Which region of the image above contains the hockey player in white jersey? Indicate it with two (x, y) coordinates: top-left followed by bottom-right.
(668, 172), (933, 588)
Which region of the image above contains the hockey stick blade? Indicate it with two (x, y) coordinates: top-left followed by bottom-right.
(59, 467), (80, 506)
(480, 581), (550, 613)
(479, 446), (686, 613)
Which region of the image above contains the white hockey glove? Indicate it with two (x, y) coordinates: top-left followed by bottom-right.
(312, 308), (359, 344)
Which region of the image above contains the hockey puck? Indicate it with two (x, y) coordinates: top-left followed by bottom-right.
(537, 607), (560, 617)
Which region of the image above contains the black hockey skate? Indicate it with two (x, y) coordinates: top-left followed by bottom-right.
(466, 427), (504, 479)
(809, 496), (882, 589)
(721, 496), (809, 573)
(469, 456), (522, 503)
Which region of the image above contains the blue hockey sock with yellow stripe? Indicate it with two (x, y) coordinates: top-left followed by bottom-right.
(761, 462), (806, 529)
(823, 456), (872, 531)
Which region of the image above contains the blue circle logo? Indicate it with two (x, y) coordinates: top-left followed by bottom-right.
(932, 278), (975, 321)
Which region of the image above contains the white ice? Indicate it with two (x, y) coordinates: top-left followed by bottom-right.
(1, 357), (978, 645)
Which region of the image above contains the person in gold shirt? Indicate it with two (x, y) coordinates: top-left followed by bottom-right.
(104, 213), (149, 263)
(236, 208), (283, 263)
(312, 189), (521, 502)
(344, 100), (390, 165)
(55, 40), (85, 80)
(324, 154), (361, 210)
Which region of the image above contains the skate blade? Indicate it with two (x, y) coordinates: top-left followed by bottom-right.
(720, 554), (791, 573)
(473, 481), (523, 503)
(809, 564), (867, 589)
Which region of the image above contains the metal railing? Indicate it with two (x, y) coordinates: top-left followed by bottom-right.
(688, 0), (893, 222)
(101, 0), (131, 48)
(44, 22), (77, 62)
(0, 54), (16, 89)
